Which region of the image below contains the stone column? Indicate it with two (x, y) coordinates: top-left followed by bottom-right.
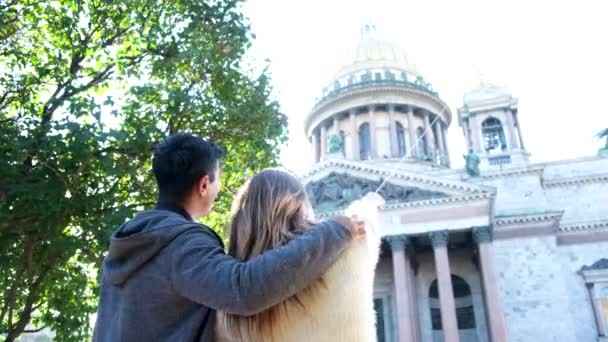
(407, 106), (417, 158)
(423, 112), (435, 160)
(463, 119), (472, 152)
(514, 112), (525, 150)
(408, 253), (422, 342)
(434, 120), (446, 165)
(470, 115), (482, 152)
(504, 109), (519, 150)
(473, 226), (509, 342)
(311, 130), (319, 163)
(320, 123), (327, 161)
(350, 109), (359, 160)
(430, 230), (459, 342)
(442, 122), (451, 166)
(586, 283), (608, 338)
(389, 236), (419, 342)
(368, 105), (377, 159)
(388, 104), (398, 158)
(333, 116), (340, 136)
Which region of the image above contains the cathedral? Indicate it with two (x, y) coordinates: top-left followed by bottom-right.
(302, 24), (608, 342)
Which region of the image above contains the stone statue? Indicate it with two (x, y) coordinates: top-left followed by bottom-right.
(464, 149), (480, 177)
(596, 128), (608, 156)
(327, 133), (344, 154)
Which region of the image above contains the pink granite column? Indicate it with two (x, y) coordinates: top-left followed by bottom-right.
(434, 120), (446, 165)
(388, 104), (398, 158)
(441, 122), (451, 166)
(350, 109), (359, 160)
(407, 106), (417, 158)
(504, 109), (519, 150)
(311, 130), (319, 163)
(423, 112), (436, 160)
(514, 112), (525, 150)
(473, 226), (509, 342)
(389, 236), (419, 342)
(368, 105), (377, 159)
(430, 230), (459, 342)
(320, 123), (327, 161)
(407, 248), (421, 342)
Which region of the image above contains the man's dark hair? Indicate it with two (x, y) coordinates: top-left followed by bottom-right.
(153, 133), (225, 202)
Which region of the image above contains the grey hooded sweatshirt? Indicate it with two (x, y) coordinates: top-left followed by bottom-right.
(92, 205), (351, 342)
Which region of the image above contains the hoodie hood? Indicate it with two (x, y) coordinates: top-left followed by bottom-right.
(103, 209), (201, 286)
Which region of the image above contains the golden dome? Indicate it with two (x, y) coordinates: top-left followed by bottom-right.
(333, 24), (419, 81)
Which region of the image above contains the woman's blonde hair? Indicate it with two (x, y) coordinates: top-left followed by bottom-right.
(218, 169), (320, 340)
(228, 168), (313, 259)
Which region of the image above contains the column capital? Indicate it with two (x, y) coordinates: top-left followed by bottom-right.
(367, 105), (375, 112)
(387, 103), (396, 111)
(349, 108), (357, 116)
(387, 235), (410, 251)
(429, 230), (449, 248)
(473, 225), (494, 244)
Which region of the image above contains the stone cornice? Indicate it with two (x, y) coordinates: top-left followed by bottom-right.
(310, 84), (445, 116)
(304, 85), (452, 136)
(302, 159), (495, 195)
(494, 211), (564, 227)
(542, 173), (608, 189)
(316, 192), (493, 218)
(477, 166), (544, 180)
(558, 219), (608, 233)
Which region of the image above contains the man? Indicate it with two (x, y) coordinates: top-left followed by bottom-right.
(93, 133), (364, 341)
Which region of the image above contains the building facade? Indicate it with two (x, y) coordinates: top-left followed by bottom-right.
(303, 25), (608, 342)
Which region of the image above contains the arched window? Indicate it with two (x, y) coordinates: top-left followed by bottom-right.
(482, 117), (507, 152)
(416, 127), (429, 159)
(359, 122), (371, 160)
(429, 275), (476, 332)
(396, 122), (406, 157)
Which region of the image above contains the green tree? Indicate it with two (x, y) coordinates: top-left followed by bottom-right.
(0, 1), (287, 341)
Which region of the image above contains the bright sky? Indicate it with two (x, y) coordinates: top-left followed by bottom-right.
(242, 0), (608, 173)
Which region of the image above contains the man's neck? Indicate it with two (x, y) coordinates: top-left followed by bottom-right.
(155, 197), (194, 221)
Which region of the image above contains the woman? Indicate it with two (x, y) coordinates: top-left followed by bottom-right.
(215, 169), (383, 342)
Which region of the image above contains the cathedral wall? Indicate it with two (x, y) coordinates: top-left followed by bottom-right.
(542, 157), (608, 180)
(543, 157), (608, 223)
(556, 242), (608, 341)
(545, 181), (608, 223)
(481, 174), (547, 215)
(493, 236), (579, 341)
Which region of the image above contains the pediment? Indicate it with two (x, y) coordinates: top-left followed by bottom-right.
(301, 160), (495, 214)
(305, 172), (449, 213)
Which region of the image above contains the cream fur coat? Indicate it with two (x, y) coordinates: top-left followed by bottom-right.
(216, 194), (382, 342)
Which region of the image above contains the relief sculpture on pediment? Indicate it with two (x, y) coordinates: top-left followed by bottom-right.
(305, 172), (448, 213)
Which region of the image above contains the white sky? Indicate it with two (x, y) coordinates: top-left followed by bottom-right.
(242, 0), (608, 173)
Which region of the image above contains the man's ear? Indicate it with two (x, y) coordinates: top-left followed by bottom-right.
(198, 175), (210, 195)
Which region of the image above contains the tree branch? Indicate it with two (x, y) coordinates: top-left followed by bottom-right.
(22, 326), (45, 333)
(7, 252), (59, 341)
